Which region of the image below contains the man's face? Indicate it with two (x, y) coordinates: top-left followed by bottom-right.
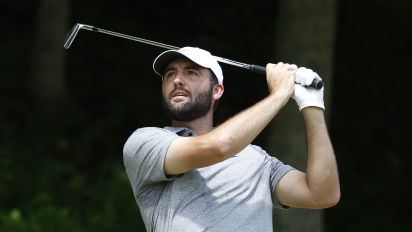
(161, 58), (214, 121)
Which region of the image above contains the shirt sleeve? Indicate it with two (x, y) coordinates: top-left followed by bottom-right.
(252, 145), (295, 209)
(123, 127), (179, 196)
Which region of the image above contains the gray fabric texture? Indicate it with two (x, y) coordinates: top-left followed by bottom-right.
(123, 127), (295, 232)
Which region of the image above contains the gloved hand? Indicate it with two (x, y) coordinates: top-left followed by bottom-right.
(292, 67), (325, 111)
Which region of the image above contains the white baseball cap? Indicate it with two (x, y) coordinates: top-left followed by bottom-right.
(153, 47), (224, 84)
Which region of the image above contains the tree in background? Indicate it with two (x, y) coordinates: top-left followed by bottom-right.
(31, 0), (69, 104)
(267, 0), (337, 231)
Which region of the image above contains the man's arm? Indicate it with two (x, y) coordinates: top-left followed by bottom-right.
(165, 63), (296, 175)
(275, 108), (340, 209)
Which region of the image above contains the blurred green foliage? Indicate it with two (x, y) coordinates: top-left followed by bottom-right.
(0, 99), (146, 231)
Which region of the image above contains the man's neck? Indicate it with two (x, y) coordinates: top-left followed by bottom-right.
(171, 112), (214, 135)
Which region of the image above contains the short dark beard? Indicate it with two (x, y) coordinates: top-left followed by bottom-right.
(162, 85), (213, 121)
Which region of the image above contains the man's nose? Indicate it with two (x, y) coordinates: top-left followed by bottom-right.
(173, 73), (186, 86)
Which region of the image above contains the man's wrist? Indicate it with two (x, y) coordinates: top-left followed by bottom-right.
(299, 103), (325, 112)
(269, 90), (292, 107)
(301, 107), (326, 123)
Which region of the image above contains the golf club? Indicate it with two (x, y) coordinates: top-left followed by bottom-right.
(64, 23), (323, 89)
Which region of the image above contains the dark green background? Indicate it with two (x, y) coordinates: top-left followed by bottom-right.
(1, 0), (411, 231)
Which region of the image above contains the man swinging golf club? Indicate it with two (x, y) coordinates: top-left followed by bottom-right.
(123, 47), (340, 231)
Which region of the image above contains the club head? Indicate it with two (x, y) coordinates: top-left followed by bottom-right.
(63, 23), (84, 49)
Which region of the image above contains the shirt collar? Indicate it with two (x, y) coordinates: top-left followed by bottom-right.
(164, 126), (197, 137)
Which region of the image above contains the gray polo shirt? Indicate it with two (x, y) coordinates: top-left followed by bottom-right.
(123, 127), (294, 232)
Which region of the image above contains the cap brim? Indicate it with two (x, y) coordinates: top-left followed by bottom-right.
(153, 51), (188, 77)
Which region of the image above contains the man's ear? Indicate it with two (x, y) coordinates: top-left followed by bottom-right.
(213, 84), (224, 101)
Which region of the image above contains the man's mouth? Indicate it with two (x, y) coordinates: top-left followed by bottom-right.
(170, 89), (191, 101)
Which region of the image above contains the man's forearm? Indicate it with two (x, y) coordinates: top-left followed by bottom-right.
(302, 107), (340, 205)
(210, 92), (290, 158)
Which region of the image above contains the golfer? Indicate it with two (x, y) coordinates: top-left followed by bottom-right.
(123, 47), (340, 231)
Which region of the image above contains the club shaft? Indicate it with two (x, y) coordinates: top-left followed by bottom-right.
(83, 25), (180, 50)
(66, 23), (323, 89)
(83, 25), (255, 69)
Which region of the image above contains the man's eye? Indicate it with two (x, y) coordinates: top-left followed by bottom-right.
(187, 70), (197, 76)
(164, 72), (174, 79)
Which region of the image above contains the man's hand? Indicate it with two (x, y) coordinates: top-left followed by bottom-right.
(292, 67), (325, 111)
(266, 62), (297, 98)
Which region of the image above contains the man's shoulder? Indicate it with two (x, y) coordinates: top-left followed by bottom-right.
(239, 144), (282, 163)
(123, 127), (177, 154)
(128, 126), (177, 138)
(244, 144), (269, 156)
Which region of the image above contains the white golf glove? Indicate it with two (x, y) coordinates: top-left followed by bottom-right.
(292, 67), (325, 111)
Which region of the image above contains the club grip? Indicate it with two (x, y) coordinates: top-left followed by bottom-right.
(249, 65), (323, 89)
(249, 64), (267, 75)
